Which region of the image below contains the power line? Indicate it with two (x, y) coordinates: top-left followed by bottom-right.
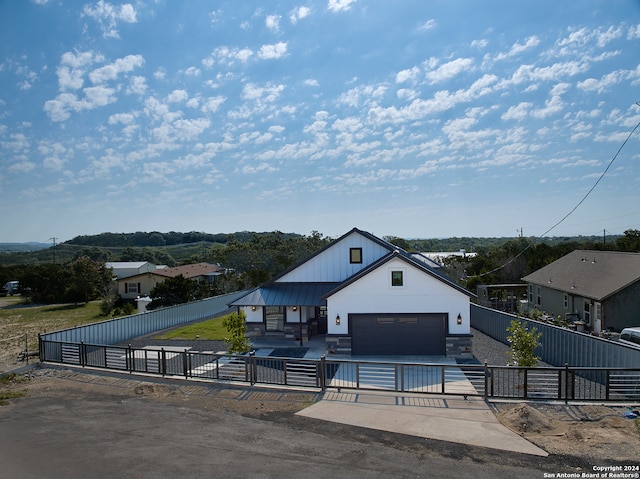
(468, 102), (640, 279)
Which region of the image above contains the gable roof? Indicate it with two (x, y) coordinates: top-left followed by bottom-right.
(522, 250), (640, 301)
(262, 227), (398, 286)
(322, 250), (474, 299)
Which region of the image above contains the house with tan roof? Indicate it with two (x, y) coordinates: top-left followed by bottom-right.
(115, 262), (226, 300)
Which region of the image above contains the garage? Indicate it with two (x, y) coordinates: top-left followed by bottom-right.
(350, 313), (447, 356)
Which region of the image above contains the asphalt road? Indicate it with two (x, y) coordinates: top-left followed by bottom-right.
(0, 384), (580, 479)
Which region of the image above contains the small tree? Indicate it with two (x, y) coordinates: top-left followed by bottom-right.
(506, 319), (541, 367)
(222, 310), (251, 354)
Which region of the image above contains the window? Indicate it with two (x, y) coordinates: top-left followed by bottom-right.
(528, 285), (533, 303)
(563, 294), (568, 309)
(125, 282), (139, 294)
(391, 270), (404, 287)
(265, 306), (285, 331)
(350, 247), (362, 264)
(536, 286), (541, 305)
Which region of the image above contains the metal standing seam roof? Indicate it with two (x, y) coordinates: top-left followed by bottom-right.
(522, 249), (640, 301)
(229, 282), (341, 307)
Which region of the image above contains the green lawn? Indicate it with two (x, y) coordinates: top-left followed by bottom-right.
(155, 315), (229, 341)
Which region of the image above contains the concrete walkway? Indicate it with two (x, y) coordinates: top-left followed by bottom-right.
(297, 389), (548, 456)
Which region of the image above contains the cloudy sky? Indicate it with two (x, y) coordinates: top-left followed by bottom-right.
(1, 1), (640, 243)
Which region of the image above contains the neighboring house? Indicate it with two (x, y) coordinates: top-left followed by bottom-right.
(116, 262), (226, 300)
(521, 250), (640, 333)
(106, 261), (158, 279)
(229, 228), (475, 358)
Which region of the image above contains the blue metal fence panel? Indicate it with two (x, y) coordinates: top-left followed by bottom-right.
(40, 291), (248, 345)
(471, 303), (640, 368)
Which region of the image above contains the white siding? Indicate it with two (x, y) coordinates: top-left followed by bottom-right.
(277, 231), (391, 283)
(326, 257), (470, 336)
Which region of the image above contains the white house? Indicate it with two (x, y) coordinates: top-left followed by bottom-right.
(230, 228), (475, 358)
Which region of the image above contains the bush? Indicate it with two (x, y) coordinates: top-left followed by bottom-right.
(222, 310), (251, 354)
(507, 319), (541, 367)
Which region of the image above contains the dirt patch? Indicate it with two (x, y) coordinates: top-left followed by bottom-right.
(493, 402), (640, 462)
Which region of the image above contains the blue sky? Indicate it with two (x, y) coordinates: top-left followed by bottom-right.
(1, 1), (640, 243)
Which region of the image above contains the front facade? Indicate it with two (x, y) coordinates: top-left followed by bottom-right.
(522, 250), (640, 332)
(230, 228), (475, 358)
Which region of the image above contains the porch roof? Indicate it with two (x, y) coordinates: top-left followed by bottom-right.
(229, 282), (340, 307)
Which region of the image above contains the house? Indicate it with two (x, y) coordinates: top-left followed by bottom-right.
(116, 262), (226, 301)
(521, 250), (640, 333)
(106, 261), (158, 279)
(229, 228), (475, 358)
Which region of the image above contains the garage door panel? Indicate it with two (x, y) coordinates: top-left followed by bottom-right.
(350, 313), (446, 356)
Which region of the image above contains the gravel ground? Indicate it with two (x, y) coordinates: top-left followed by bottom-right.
(470, 327), (511, 366)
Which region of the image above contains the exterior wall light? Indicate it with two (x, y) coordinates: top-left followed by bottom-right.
(251, 306), (257, 311)
(335, 314), (341, 325)
(292, 306), (298, 311)
(457, 313), (462, 325)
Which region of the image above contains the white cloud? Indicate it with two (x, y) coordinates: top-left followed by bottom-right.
(204, 46), (254, 67)
(426, 58), (473, 83)
(290, 6), (311, 24)
(83, 0), (137, 39)
(395, 66), (420, 84)
(628, 24), (640, 39)
(184, 66), (201, 77)
(418, 19), (436, 31)
(108, 112), (136, 125)
(126, 76), (147, 95)
(265, 14), (281, 32)
(495, 36), (540, 61)
(57, 51), (103, 91)
(304, 78), (320, 87)
(166, 89), (189, 103)
(328, 0), (355, 13)
(257, 42), (287, 59)
(201, 96), (226, 113)
(88, 54), (144, 84)
(501, 102), (532, 121)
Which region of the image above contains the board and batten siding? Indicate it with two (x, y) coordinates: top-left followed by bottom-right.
(277, 231), (390, 283)
(325, 257), (470, 336)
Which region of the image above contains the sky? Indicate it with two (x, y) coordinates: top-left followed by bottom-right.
(1, 1), (640, 243)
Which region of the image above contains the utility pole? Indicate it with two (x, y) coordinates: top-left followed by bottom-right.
(49, 237), (58, 264)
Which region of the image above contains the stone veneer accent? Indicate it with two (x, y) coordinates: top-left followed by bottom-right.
(446, 334), (473, 360)
(325, 335), (352, 355)
(325, 334), (473, 358)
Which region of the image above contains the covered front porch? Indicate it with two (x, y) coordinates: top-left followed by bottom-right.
(229, 282), (338, 344)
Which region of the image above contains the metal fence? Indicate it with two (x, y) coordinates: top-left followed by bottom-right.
(39, 338), (640, 403)
(471, 303), (640, 369)
(38, 291), (248, 345)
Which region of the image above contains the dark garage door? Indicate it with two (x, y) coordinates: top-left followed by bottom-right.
(350, 313), (447, 355)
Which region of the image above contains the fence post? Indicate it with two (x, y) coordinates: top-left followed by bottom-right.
(523, 369), (528, 400)
(183, 349), (189, 379)
(24, 333), (28, 365)
(161, 348), (166, 376)
(564, 363), (569, 404)
(80, 341), (86, 367)
(484, 362), (488, 400)
(605, 369), (610, 401)
(249, 350), (255, 385)
(38, 334), (43, 362)
(319, 355), (326, 391)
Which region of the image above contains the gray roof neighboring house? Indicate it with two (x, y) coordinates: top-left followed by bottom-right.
(522, 249), (640, 301)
